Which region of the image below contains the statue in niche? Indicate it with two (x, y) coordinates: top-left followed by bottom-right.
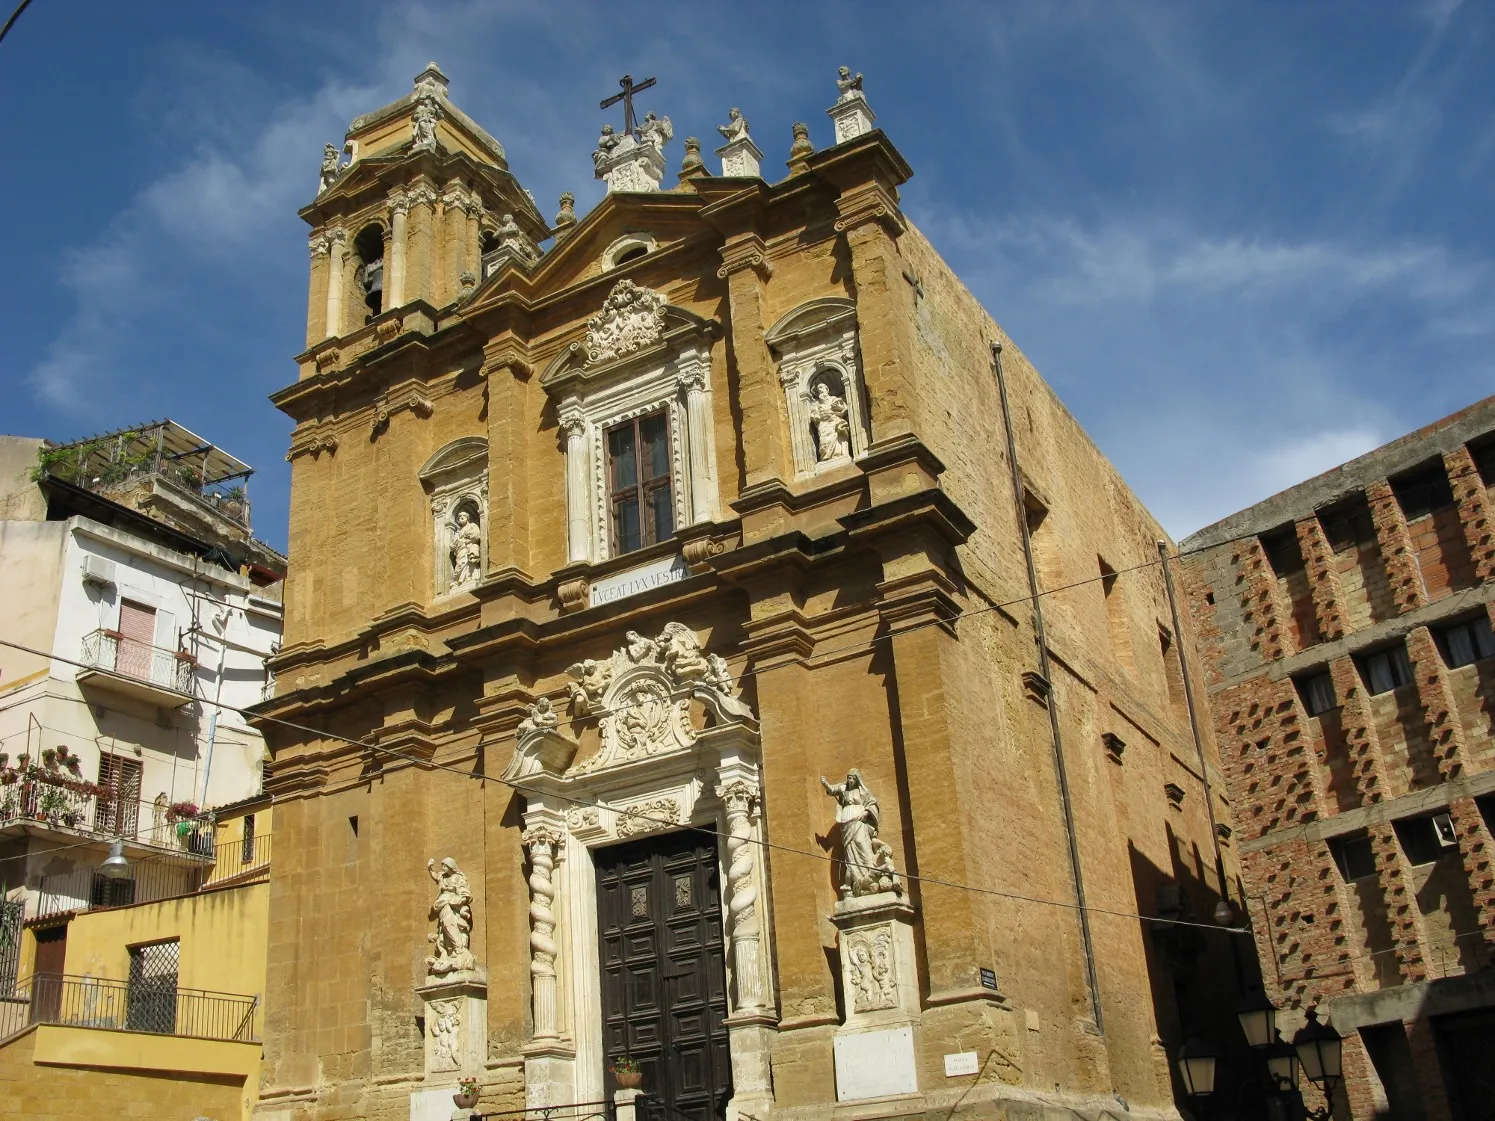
(449, 506), (482, 589)
(517, 696), (558, 736)
(319, 143), (341, 193)
(821, 769), (897, 898)
(717, 107), (750, 144)
(426, 857), (476, 975)
(808, 379), (852, 462)
(638, 111), (673, 153)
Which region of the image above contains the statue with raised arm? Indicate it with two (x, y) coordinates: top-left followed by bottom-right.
(836, 66), (865, 101)
(821, 769), (895, 898)
(717, 108), (750, 143)
(426, 857), (476, 974)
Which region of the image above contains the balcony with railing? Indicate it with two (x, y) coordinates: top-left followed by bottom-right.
(0, 769), (212, 852)
(77, 628), (195, 706)
(0, 973), (258, 1044)
(30, 832), (270, 922)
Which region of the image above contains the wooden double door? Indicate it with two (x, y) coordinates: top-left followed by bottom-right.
(597, 830), (732, 1121)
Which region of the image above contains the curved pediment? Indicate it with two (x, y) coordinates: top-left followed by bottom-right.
(764, 296), (857, 355)
(539, 281), (718, 392)
(418, 436), (488, 490)
(501, 622), (755, 787)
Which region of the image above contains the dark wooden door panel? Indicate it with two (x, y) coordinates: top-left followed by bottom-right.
(597, 830), (731, 1121)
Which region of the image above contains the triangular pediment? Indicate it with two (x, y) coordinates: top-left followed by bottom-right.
(463, 189), (713, 309)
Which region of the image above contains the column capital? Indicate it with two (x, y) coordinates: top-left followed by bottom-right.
(389, 187), (411, 216)
(716, 232), (772, 281)
(406, 182), (439, 209)
(309, 233), (330, 258)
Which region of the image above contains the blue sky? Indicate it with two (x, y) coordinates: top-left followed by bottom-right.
(2, 1), (1492, 552)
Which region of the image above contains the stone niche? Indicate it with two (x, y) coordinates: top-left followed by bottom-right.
(763, 298), (871, 478)
(419, 436), (489, 598)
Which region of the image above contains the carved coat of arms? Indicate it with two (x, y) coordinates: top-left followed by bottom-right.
(585, 280), (666, 365)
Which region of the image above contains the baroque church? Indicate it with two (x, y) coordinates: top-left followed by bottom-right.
(254, 63), (1248, 1121)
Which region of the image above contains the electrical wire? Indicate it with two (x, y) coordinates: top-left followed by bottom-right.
(0, 632), (1248, 936)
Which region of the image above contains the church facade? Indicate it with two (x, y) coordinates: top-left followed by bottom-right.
(253, 64), (1247, 1121)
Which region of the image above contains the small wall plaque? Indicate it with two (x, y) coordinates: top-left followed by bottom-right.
(943, 1051), (980, 1078)
(979, 968), (999, 991)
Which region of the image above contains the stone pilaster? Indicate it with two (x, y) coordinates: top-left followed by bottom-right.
(387, 190), (409, 309)
(1367, 479), (1426, 613)
(438, 183), (471, 308)
(323, 227), (348, 341)
(716, 233), (788, 491)
(307, 233), (331, 347)
(559, 400), (590, 564)
(483, 343), (534, 577)
(833, 187), (918, 444)
(1296, 515), (1351, 642)
(678, 360), (720, 526)
(404, 183), (439, 309)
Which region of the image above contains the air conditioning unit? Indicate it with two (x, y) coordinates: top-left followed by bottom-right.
(81, 556), (116, 587)
(1433, 811), (1458, 848)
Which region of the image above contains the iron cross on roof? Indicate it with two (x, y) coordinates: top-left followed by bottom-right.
(601, 73), (656, 137)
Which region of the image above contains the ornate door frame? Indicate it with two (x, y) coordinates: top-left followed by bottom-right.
(503, 625), (776, 1119)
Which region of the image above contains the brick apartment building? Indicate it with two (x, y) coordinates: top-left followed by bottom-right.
(1182, 397), (1495, 1119)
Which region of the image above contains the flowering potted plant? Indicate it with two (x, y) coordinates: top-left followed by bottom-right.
(610, 1056), (643, 1090)
(452, 1077), (480, 1109)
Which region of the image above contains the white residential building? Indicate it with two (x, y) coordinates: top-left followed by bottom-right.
(0, 423), (285, 969)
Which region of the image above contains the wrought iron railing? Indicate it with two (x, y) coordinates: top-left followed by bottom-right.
(32, 832), (269, 921)
(0, 776), (213, 853)
(79, 628), (195, 694)
(475, 1100), (616, 1121)
(0, 973), (257, 1042)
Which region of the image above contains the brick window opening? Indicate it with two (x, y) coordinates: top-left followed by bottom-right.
(1470, 436), (1495, 488)
(1437, 615), (1495, 669)
(1261, 524), (1319, 649)
(606, 411), (673, 557)
(1329, 834), (1376, 881)
(1357, 644), (1413, 695)
(1261, 526), (1305, 575)
(1390, 464), (1456, 522)
(1394, 813), (1458, 866)
(1295, 670), (1338, 716)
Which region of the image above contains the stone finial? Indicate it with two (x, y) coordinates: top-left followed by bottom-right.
(413, 61), (449, 100)
(715, 109), (763, 179)
(680, 136), (705, 177)
(827, 66), (876, 144)
(554, 191), (577, 230)
(787, 121), (814, 175)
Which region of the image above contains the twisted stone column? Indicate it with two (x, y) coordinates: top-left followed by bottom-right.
(717, 780), (764, 1010)
(523, 824), (564, 1039)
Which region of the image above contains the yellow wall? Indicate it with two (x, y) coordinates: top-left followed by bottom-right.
(62, 881), (269, 1027)
(0, 1024), (253, 1121)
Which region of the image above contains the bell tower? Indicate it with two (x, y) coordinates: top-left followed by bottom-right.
(298, 63), (547, 350)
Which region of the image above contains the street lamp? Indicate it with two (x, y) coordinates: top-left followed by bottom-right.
(1176, 1037), (1222, 1100)
(1264, 1035), (1300, 1092)
(1236, 990), (1278, 1050)
(98, 840), (130, 880)
(1292, 1007), (1343, 1120)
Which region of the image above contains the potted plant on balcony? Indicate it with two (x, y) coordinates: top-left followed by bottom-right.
(452, 1077), (479, 1109)
(610, 1056), (643, 1090)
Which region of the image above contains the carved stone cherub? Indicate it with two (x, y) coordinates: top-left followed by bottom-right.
(637, 111), (673, 153)
(517, 696), (558, 736)
(593, 123), (621, 172)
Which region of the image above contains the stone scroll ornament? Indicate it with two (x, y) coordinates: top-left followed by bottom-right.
(821, 769), (901, 898)
(426, 857), (476, 975)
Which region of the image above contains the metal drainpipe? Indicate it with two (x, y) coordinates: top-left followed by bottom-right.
(991, 342), (1104, 1032)
(1156, 541), (1234, 918)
